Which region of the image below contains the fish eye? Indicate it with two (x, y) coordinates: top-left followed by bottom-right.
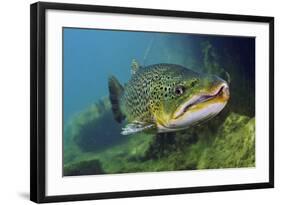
(174, 85), (185, 96)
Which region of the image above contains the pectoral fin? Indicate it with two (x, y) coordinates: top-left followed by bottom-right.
(121, 121), (155, 135)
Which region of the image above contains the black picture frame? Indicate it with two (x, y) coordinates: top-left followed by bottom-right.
(30, 1), (274, 203)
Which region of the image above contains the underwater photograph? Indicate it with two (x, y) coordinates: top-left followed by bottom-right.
(63, 28), (255, 176)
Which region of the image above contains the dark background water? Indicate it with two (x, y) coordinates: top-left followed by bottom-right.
(63, 28), (255, 124)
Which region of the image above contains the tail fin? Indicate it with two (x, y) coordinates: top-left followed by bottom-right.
(108, 76), (125, 123)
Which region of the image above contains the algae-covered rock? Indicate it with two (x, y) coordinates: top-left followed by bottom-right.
(64, 97), (125, 156)
(198, 113), (255, 169)
(64, 95), (255, 175)
(64, 111), (255, 175)
(143, 131), (198, 160)
(120, 112), (255, 172)
(64, 159), (104, 176)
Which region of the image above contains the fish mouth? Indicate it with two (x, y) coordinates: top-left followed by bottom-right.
(173, 83), (229, 120)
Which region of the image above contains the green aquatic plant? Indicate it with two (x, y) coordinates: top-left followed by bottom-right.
(201, 41), (225, 76)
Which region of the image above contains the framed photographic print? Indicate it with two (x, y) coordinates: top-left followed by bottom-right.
(30, 1), (274, 203)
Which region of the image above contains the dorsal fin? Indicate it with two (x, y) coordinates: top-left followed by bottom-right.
(131, 59), (141, 75)
(108, 76), (125, 123)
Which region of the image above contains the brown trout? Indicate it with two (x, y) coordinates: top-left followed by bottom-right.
(108, 60), (229, 135)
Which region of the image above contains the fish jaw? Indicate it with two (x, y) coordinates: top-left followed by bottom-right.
(157, 82), (229, 132)
(167, 101), (227, 130)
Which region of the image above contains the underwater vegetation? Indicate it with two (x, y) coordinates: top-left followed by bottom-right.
(63, 38), (255, 176)
(64, 101), (255, 176)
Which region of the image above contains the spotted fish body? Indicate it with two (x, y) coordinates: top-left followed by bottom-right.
(108, 61), (230, 135)
(121, 64), (197, 123)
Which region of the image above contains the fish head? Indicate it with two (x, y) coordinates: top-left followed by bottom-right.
(155, 69), (230, 132)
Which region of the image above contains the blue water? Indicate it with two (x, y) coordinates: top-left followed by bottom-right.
(63, 28), (255, 124)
